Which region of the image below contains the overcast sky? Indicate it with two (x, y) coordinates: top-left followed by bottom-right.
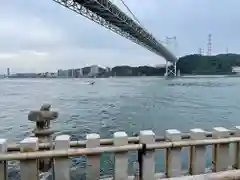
(0, 0), (239, 73)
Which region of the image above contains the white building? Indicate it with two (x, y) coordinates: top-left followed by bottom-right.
(75, 68), (83, 77)
(232, 66), (240, 74)
(88, 65), (99, 76)
(79, 68), (83, 77)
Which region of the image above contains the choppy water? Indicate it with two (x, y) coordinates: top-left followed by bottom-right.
(1, 76), (240, 179)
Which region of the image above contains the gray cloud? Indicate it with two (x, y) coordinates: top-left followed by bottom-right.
(0, 0), (240, 73)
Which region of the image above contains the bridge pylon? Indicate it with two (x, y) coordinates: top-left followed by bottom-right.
(164, 61), (177, 77)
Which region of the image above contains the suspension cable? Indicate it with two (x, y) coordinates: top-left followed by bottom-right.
(119, 0), (142, 26)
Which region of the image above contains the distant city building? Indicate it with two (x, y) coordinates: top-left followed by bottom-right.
(127, 69), (132, 75)
(56, 66), (108, 78)
(82, 67), (91, 76)
(57, 69), (68, 77)
(67, 69), (74, 78)
(10, 73), (38, 78)
(44, 72), (57, 78)
(88, 65), (99, 77)
(79, 68), (83, 77)
(106, 67), (111, 72)
(75, 68), (83, 78)
(57, 69), (63, 76)
(7, 68), (10, 77)
(232, 66), (240, 74)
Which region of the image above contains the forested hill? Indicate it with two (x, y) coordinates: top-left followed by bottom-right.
(177, 54), (240, 75)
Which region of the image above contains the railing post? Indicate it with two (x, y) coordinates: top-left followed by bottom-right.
(54, 135), (70, 180)
(189, 128), (206, 175)
(165, 129), (182, 177)
(212, 127), (230, 172)
(0, 139), (7, 180)
(28, 104), (58, 172)
(114, 132), (128, 180)
(86, 133), (100, 180)
(232, 126), (240, 169)
(139, 130), (155, 180)
(20, 137), (39, 180)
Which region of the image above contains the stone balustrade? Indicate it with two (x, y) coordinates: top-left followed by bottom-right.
(1, 127), (240, 179)
(1, 105), (240, 180)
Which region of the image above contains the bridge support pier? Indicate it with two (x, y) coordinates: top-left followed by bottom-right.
(164, 61), (177, 77)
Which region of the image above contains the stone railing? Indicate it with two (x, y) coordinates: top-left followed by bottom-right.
(1, 105), (240, 180)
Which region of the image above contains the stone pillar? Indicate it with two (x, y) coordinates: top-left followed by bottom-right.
(28, 104), (58, 172)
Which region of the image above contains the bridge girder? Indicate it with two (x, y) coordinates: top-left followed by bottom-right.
(53, 0), (178, 63)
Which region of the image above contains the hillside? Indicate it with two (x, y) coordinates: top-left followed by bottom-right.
(177, 54), (240, 75)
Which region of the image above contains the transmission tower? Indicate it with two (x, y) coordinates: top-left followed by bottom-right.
(207, 34), (212, 56)
(226, 48), (229, 54)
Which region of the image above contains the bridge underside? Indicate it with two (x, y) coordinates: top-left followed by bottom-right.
(53, 0), (178, 63)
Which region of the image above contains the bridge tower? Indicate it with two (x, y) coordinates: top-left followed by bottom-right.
(164, 36), (178, 77)
(164, 61), (177, 77)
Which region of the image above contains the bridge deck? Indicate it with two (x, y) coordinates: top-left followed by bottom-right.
(54, 0), (178, 62)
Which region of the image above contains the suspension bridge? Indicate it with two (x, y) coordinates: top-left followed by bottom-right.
(53, 0), (179, 76)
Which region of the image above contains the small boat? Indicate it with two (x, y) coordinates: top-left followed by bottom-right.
(89, 81), (95, 85)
